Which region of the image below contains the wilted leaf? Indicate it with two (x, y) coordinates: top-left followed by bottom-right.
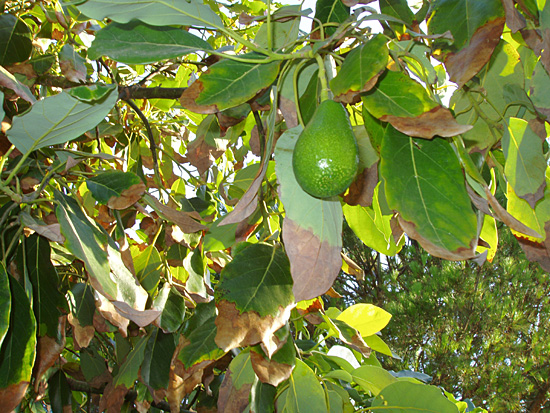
(20, 213), (64, 243)
(87, 170), (146, 210)
(0, 66), (35, 102)
(59, 44), (86, 83)
(67, 313), (95, 348)
(274, 127), (343, 301)
(144, 194), (207, 233)
(184, 115), (227, 174)
(89, 21), (212, 64)
(379, 128), (478, 259)
(331, 35), (388, 104)
(502, 0), (526, 32)
(218, 351), (256, 412)
(250, 336), (295, 387)
(99, 382), (128, 413)
(502, 117), (546, 208)
(76, 0), (223, 29)
(33, 321), (66, 390)
(215, 244), (294, 357)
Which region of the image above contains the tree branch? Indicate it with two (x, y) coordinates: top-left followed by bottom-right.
(34, 75), (187, 100)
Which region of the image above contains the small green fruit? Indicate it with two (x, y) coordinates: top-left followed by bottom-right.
(292, 100), (359, 198)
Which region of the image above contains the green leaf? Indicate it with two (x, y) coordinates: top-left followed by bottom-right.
(141, 328), (176, 390)
(276, 359), (328, 413)
(502, 117), (546, 208)
(131, 244), (162, 295)
(364, 334), (395, 358)
(529, 61), (550, 119)
(87, 170), (145, 209)
(68, 83), (117, 102)
(336, 303), (392, 337)
(379, 128), (478, 259)
(371, 381), (459, 412)
(250, 379), (277, 413)
(177, 314), (225, 369)
(218, 351), (256, 411)
(48, 370), (72, 413)
(0, 263), (9, 349)
(352, 365), (397, 395)
(428, 0), (504, 51)
(274, 126), (343, 301)
(0, 14), (32, 65)
(362, 70), (437, 119)
(68, 283), (95, 327)
(7, 89), (118, 154)
(215, 244), (293, 316)
(59, 44), (87, 83)
(0, 277), (37, 403)
(152, 284), (186, 333)
(181, 55), (280, 113)
(313, 0), (350, 38)
(89, 21), (213, 64)
(379, 0), (415, 27)
(255, 6), (301, 51)
(343, 183), (404, 256)
(25, 234), (68, 338)
(75, 0), (223, 29)
(330, 35), (388, 104)
(114, 333), (150, 388)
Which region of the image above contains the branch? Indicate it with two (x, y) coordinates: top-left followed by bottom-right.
(34, 75), (187, 100)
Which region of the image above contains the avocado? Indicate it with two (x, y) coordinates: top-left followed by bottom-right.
(292, 100), (359, 198)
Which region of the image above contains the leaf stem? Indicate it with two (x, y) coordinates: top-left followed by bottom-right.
(315, 54), (330, 102)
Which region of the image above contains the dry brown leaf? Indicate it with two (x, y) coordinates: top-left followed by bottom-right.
(185, 134), (227, 175)
(283, 218), (342, 302)
(215, 300), (293, 357)
(112, 300), (161, 328)
(0, 68), (35, 103)
(333, 70), (383, 105)
(341, 253), (364, 280)
(20, 176), (40, 193)
(279, 95), (298, 129)
(217, 363), (254, 412)
(342, 163), (378, 207)
(529, 117), (547, 140)
(502, 0), (526, 32)
(540, 29), (550, 75)
(167, 368), (186, 413)
(398, 216), (477, 260)
(107, 182), (146, 210)
(25, 222), (65, 243)
(446, 17), (506, 87)
(250, 350), (293, 387)
(219, 171), (262, 226)
(99, 382), (128, 413)
(33, 317), (66, 391)
(217, 109), (249, 133)
(146, 196), (207, 233)
(96, 293), (130, 336)
(238, 12), (255, 25)
(68, 313), (95, 348)
(180, 79), (219, 114)
(485, 187), (542, 238)
(381, 106), (472, 139)
(515, 222), (550, 272)
(0, 382), (29, 412)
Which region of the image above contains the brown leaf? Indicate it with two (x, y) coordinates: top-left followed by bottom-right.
(215, 300), (292, 357)
(334, 70), (383, 105)
(20, 176), (40, 193)
(381, 106), (472, 139)
(219, 170), (263, 226)
(68, 313), (95, 348)
(0, 66), (36, 102)
(238, 12), (255, 25)
(24, 222), (65, 243)
(341, 253), (364, 280)
(180, 79), (219, 114)
(520, 29), (543, 55)
(279, 95), (299, 129)
(99, 382), (128, 413)
(485, 187), (542, 238)
(342, 163), (378, 207)
(96, 293), (130, 336)
(502, 0), (526, 33)
(217, 361), (254, 412)
(398, 216), (477, 260)
(250, 349), (293, 387)
(33, 317), (66, 391)
(146, 196), (207, 233)
(5, 62), (37, 80)
(107, 182), (146, 210)
(529, 117), (547, 140)
(0, 382), (29, 412)
(111, 301), (161, 328)
(283, 218), (342, 302)
(445, 17), (505, 88)
(185, 134), (227, 176)
(540, 29), (550, 75)
(167, 368), (186, 413)
(515, 222), (550, 272)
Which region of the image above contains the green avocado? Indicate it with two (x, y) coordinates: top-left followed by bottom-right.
(292, 100), (359, 198)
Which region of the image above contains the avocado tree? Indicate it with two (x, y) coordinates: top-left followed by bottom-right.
(0, 0), (548, 411)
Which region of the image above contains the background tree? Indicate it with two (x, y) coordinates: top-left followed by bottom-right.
(0, 0), (548, 412)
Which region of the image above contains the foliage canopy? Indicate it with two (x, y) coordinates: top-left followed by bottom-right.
(0, 0), (549, 411)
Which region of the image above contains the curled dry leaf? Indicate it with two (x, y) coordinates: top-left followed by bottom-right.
(145, 195), (207, 233)
(398, 216), (477, 260)
(99, 382), (128, 413)
(341, 253), (364, 280)
(283, 218), (342, 302)
(381, 106), (472, 139)
(215, 300), (293, 357)
(250, 350), (293, 387)
(0, 383), (29, 412)
(445, 17), (506, 87)
(33, 317), (66, 391)
(95, 292), (130, 336)
(67, 313), (95, 348)
(502, 0), (526, 33)
(107, 182), (146, 210)
(111, 300), (161, 328)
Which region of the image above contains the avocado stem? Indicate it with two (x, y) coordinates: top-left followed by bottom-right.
(314, 54), (330, 102)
